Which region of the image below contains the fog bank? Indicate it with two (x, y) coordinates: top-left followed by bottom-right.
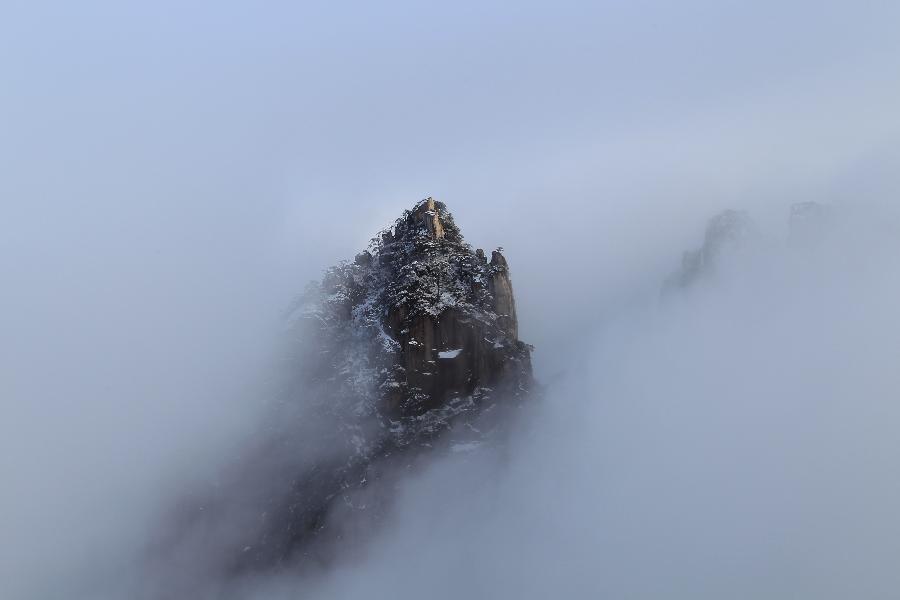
(284, 201), (900, 599)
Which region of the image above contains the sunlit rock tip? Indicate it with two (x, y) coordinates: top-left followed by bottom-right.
(417, 196), (445, 239)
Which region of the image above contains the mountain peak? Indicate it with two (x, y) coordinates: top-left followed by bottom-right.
(192, 198), (535, 573)
(352, 198), (531, 415)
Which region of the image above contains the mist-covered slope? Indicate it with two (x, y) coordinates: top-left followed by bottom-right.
(140, 198), (534, 594)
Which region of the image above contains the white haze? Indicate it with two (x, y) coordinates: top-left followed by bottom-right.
(3, 1), (900, 598)
(281, 201), (900, 600)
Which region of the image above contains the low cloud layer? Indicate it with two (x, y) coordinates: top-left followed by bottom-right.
(5, 192), (899, 599)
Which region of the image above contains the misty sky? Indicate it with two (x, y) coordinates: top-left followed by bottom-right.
(3, 1), (900, 598)
(4, 1), (900, 368)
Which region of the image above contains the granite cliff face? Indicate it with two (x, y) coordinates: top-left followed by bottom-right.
(159, 199), (533, 584)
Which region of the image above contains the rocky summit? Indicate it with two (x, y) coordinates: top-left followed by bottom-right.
(158, 199), (533, 586)
(292, 197), (532, 421)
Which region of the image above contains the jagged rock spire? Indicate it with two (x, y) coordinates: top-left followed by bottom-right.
(489, 249), (518, 339)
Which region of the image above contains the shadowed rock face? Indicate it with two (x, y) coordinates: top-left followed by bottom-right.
(154, 199), (533, 589)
